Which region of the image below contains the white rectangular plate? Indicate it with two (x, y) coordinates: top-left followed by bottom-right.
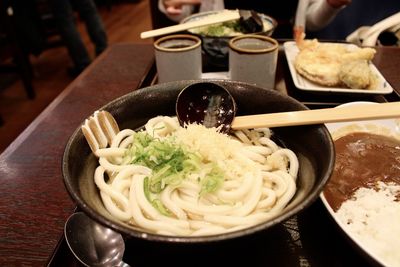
(283, 41), (393, 95)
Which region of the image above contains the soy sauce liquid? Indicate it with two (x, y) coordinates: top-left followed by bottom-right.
(176, 83), (236, 133)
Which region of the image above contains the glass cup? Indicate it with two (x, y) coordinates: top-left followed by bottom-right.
(229, 35), (279, 89)
(154, 34), (202, 83)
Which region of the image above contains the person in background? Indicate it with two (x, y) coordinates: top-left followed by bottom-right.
(306, 0), (400, 41)
(158, 0), (350, 38)
(3, 0), (46, 56)
(50, 0), (108, 77)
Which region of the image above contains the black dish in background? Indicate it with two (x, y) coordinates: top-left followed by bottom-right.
(181, 11), (278, 70)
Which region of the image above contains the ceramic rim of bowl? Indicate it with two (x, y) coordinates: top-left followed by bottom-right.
(154, 34), (201, 52)
(229, 34), (278, 54)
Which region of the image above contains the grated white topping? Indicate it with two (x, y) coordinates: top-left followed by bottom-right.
(336, 182), (400, 267)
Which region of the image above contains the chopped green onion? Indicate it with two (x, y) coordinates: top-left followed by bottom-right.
(143, 177), (171, 216)
(152, 199), (171, 216)
(125, 131), (226, 212)
(200, 165), (224, 196)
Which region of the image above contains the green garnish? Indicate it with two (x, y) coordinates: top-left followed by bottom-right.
(199, 164), (224, 196)
(126, 132), (199, 192)
(194, 20), (247, 37)
(144, 176), (171, 216)
(125, 131), (225, 216)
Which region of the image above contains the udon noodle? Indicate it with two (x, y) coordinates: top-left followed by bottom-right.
(94, 116), (299, 236)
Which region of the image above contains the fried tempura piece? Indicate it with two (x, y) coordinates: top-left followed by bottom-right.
(341, 48), (376, 62)
(294, 39), (376, 88)
(339, 60), (373, 89)
(293, 25), (306, 47)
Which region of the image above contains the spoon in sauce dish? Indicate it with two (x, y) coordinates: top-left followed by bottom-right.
(64, 212), (131, 267)
(176, 82), (400, 133)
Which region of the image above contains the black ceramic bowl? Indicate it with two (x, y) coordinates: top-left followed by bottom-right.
(181, 10), (277, 70)
(62, 80), (334, 244)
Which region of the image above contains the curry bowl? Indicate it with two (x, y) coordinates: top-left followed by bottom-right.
(62, 80), (334, 243)
(321, 102), (400, 267)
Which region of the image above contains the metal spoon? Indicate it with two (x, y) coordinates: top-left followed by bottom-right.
(176, 82), (400, 132)
(64, 212), (131, 267)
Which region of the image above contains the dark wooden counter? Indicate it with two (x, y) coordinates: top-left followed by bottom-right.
(0, 43), (155, 266)
(373, 46), (400, 90)
(0, 43), (399, 266)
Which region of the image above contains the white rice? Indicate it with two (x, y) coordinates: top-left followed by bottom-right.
(336, 182), (400, 267)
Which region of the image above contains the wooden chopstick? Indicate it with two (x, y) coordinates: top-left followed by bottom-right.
(140, 10), (241, 39)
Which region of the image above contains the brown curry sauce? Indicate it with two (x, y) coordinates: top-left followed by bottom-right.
(324, 132), (400, 211)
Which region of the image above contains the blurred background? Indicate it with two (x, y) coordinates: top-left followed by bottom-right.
(1, 0), (399, 153)
(0, 0), (156, 153)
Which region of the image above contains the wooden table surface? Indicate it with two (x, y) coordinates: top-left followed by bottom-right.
(0, 43), (155, 266)
(372, 46), (400, 96)
(1, 43), (399, 266)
